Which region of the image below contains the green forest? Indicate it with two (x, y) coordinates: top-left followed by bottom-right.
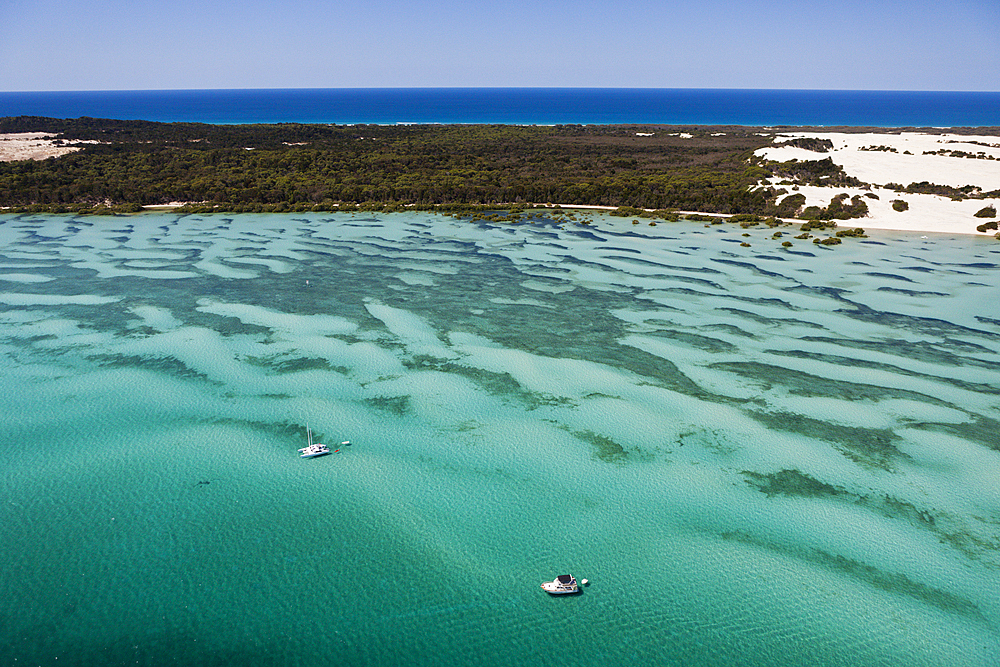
(0, 118), (791, 214)
(0, 117), (992, 219)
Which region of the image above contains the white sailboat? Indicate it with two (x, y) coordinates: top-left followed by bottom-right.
(298, 426), (331, 458)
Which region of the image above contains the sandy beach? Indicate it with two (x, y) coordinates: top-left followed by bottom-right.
(755, 132), (1000, 236)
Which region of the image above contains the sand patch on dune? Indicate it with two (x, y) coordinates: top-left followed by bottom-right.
(0, 133), (87, 162)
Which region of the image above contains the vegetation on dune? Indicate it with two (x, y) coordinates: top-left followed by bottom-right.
(773, 192), (806, 218)
(774, 137), (834, 152)
(764, 157), (864, 188)
(883, 181), (1000, 201)
(790, 193), (869, 222)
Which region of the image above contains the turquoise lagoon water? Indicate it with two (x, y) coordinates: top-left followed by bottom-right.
(1, 211), (999, 666)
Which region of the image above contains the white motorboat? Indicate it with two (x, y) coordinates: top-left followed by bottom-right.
(298, 426), (331, 458)
(540, 574), (579, 595)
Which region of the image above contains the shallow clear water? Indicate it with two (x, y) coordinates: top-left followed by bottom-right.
(2, 211), (999, 666)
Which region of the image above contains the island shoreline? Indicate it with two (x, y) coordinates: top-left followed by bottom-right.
(2, 121), (998, 237)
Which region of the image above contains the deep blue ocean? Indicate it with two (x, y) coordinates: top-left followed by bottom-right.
(2, 88), (999, 126)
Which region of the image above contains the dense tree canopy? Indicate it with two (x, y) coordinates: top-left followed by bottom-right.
(4, 118), (975, 219)
(0, 118), (790, 214)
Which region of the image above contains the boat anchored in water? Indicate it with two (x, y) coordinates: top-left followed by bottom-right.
(540, 574), (581, 595)
(299, 442), (330, 458)
(299, 426), (330, 458)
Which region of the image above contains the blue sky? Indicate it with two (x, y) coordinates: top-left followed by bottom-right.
(2, 0), (998, 91)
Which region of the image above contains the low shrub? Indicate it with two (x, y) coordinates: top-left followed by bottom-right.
(835, 228), (867, 238)
(800, 219), (837, 232)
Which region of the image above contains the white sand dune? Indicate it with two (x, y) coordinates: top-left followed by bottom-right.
(757, 132), (1000, 190)
(756, 132), (1000, 235)
(0, 132), (87, 161)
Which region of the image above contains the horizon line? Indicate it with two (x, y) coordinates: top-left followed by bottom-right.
(4, 86), (1000, 95)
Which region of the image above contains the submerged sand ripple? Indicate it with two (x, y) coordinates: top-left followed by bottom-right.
(1, 210), (998, 665)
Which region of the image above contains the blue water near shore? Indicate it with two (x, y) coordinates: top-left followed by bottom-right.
(2, 210), (1000, 666)
(2, 88), (1000, 126)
